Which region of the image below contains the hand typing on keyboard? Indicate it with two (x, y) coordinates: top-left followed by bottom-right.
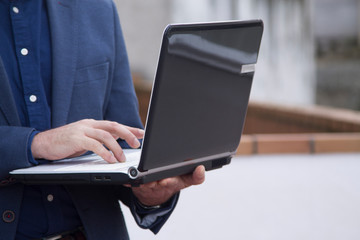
(31, 119), (144, 164)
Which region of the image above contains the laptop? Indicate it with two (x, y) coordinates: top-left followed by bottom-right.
(10, 20), (264, 186)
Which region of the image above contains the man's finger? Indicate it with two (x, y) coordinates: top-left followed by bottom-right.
(125, 126), (145, 139)
(193, 165), (206, 185)
(179, 165), (206, 188)
(85, 128), (125, 162)
(81, 137), (119, 163)
(91, 121), (142, 149)
(158, 177), (178, 188)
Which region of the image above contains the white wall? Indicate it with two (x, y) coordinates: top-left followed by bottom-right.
(115, 0), (316, 106)
(114, 0), (170, 81)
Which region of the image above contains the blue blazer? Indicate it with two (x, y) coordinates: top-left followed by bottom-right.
(0, 1), (173, 239)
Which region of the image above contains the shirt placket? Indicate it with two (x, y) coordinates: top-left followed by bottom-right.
(10, 0), (45, 130)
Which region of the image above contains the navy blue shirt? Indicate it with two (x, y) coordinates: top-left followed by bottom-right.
(0, 0), (82, 238)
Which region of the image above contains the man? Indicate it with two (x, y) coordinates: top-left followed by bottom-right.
(0, 0), (205, 239)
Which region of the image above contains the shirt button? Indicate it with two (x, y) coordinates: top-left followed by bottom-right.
(2, 210), (15, 223)
(29, 95), (37, 103)
(47, 194), (54, 202)
(20, 48), (28, 56)
(12, 7), (19, 14)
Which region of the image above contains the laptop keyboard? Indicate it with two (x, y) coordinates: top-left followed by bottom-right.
(52, 150), (141, 173)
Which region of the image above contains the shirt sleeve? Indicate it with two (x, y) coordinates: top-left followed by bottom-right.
(0, 126), (35, 179)
(27, 130), (40, 165)
(130, 192), (180, 234)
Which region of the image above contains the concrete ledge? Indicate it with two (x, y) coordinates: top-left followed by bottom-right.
(237, 133), (360, 155)
(245, 101), (360, 133)
(133, 82), (360, 155)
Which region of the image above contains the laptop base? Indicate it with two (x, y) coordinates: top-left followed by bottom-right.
(12, 157), (231, 186)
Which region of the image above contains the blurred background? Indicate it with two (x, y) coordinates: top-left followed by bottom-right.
(112, 1), (360, 239)
(115, 0), (360, 110)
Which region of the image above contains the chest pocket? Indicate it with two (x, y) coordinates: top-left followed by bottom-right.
(68, 62), (110, 121)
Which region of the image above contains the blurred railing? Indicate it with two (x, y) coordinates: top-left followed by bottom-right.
(134, 79), (360, 155)
(245, 101), (360, 133)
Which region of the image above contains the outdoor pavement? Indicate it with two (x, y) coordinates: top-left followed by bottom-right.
(121, 153), (360, 240)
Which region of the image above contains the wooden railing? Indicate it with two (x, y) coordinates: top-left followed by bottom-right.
(134, 82), (360, 155)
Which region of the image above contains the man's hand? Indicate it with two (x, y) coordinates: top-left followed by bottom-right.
(31, 119), (144, 163)
(128, 165), (206, 207)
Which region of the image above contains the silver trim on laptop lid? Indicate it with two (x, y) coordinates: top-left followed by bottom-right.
(241, 64), (255, 74)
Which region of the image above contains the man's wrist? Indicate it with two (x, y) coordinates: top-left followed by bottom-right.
(136, 200), (161, 210)
(31, 131), (44, 159)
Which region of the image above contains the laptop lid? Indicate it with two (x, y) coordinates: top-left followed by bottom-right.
(138, 20), (263, 172)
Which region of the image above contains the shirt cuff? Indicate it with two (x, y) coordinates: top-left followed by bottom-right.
(27, 130), (40, 165)
(130, 192), (179, 234)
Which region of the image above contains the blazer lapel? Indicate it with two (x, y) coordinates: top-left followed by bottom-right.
(47, 0), (78, 127)
(0, 57), (21, 126)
